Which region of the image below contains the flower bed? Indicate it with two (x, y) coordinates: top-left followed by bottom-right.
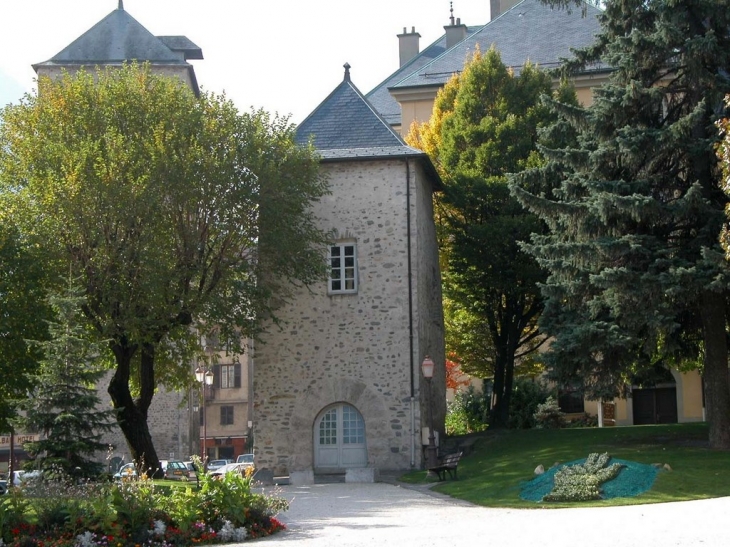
(0, 465), (286, 547)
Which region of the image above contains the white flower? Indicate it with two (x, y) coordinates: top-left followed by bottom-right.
(149, 519), (166, 537)
(75, 531), (95, 547)
(218, 520), (248, 543)
(218, 520), (235, 542)
(232, 527), (248, 542)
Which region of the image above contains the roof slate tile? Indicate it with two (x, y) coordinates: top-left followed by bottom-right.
(295, 69), (406, 153)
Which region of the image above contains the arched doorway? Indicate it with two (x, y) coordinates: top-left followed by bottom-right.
(313, 404), (367, 471)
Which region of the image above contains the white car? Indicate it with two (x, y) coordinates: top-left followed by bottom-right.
(11, 470), (41, 486)
(206, 459), (232, 472)
(208, 461), (253, 478)
(235, 453), (254, 466)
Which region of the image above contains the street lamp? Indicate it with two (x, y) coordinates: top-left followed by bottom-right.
(421, 355), (438, 470)
(195, 366), (214, 470)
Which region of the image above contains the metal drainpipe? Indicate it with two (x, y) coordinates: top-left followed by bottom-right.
(406, 159), (416, 467)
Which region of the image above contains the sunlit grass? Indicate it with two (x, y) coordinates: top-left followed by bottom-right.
(399, 423), (730, 507)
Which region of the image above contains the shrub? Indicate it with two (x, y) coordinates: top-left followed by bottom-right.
(564, 413), (599, 428)
(445, 386), (489, 435)
(543, 452), (624, 502)
(508, 377), (553, 429)
(533, 396), (566, 429)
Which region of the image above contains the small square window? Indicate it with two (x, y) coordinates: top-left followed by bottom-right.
(329, 243), (357, 294)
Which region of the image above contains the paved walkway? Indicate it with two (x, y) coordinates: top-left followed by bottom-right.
(255, 482), (730, 546)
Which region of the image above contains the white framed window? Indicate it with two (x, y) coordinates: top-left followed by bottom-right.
(329, 243), (357, 294)
(218, 364), (240, 389)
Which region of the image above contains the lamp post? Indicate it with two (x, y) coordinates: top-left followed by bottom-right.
(421, 355), (438, 471)
(195, 366), (214, 470)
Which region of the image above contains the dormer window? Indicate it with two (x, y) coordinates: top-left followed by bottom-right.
(329, 242), (358, 294)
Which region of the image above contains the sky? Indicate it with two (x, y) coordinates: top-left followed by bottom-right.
(0, 0), (492, 124)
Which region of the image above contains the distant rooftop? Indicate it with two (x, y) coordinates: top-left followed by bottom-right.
(33, 1), (203, 92)
(367, 0), (603, 127)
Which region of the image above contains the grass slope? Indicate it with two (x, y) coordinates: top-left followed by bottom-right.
(399, 423), (730, 507)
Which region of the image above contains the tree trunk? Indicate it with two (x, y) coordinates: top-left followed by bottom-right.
(107, 341), (162, 476)
(490, 354), (508, 428)
(700, 292), (730, 450)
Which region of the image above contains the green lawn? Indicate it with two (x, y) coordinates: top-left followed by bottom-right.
(399, 423), (730, 508)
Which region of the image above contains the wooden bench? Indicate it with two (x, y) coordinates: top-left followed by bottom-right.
(428, 451), (463, 481)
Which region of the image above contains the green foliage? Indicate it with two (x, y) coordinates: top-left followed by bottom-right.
(543, 453), (624, 502)
(533, 396), (566, 429)
(0, 489), (32, 543)
(0, 62), (330, 466)
(507, 377), (553, 429)
(110, 475), (166, 543)
(564, 413), (598, 428)
(0, 223), (52, 432)
(445, 386), (489, 435)
(190, 467), (288, 537)
(0, 467), (287, 546)
(512, 0), (730, 447)
(14, 284), (116, 479)
(408, 47), (577, 427)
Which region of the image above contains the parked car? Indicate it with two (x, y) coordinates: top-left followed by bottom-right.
(112, 462), (137, 480)
(10, 470), (41, 486)
(0, 479), (6, 495)
(208, 461), (253, 479)
(235, 453), (254, 466)
(184, 460), (199, 474)
(206, 459), (232, 472)
(160, 460), (190, 481)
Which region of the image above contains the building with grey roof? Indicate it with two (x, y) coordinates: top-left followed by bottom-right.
(368, 0), (606, 133)
(33, 0), (203, 95)
(254, 64), (445, 479)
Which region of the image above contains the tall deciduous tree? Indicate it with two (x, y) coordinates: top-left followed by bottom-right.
(0, 64), (330, 471)
(0, 222), (51, 434)
(15, 283), (116, 479)
(408, 48), (575, 427)
(513, 0), (730, 448)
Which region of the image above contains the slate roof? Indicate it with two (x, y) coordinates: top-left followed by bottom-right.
(295, 64), (441, 187)
(367, 0), (603, 127)
(33, 3), (202, 92)
(365, 25), (482, 127)
(296, 63), (409, 151)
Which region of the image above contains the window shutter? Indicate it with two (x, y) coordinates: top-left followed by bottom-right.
(213, 364), (220, 388)
(234, 363), (241, 388)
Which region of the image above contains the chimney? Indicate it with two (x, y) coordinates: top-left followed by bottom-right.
(444, 17), (468, 49)
(444, 3), (467, 49)
(490, 0), (521, 20)
(397, 26), (421, 67)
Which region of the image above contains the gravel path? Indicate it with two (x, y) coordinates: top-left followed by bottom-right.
(253, 482), (730, 546)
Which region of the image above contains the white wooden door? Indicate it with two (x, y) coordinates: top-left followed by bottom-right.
(314, 404), (367, 470)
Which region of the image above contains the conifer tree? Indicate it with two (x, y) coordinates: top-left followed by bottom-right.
(513, 0), (730, 448)
(15, 283), (117, 479)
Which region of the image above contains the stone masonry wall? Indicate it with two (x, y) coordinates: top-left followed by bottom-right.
(254, 157), (444, 476)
